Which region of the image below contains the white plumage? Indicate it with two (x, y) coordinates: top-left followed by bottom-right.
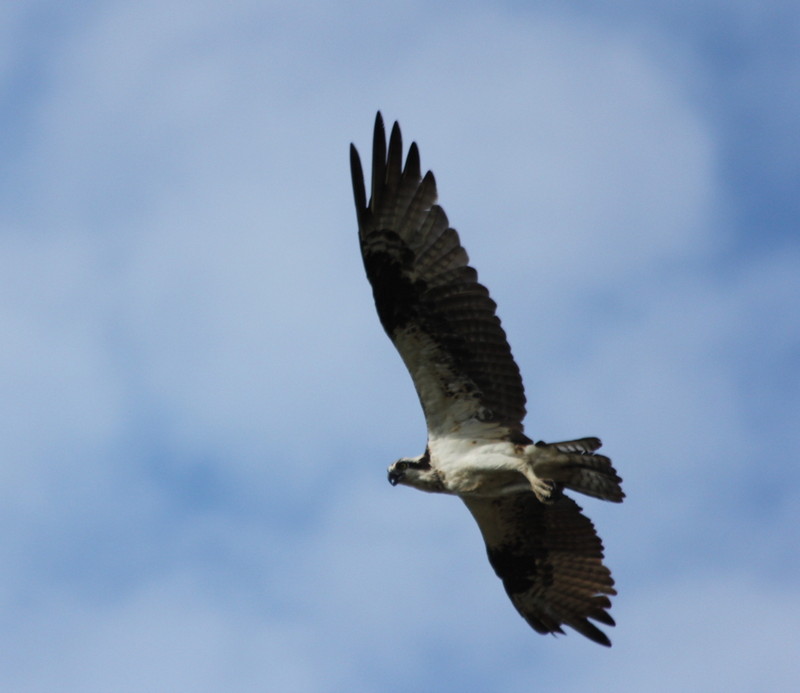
(350, 113), (624, 646)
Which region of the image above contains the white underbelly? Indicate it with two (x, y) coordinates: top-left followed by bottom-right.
(428, 437), (529, 496)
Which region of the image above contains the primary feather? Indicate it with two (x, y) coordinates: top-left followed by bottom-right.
(350, 113), (624, 646)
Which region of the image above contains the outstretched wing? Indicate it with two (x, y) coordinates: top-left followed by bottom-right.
(462, 492), (617, 646)
(350, 113), (526, 438)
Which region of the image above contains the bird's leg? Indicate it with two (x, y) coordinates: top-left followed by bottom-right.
(521, 465), (556, 504)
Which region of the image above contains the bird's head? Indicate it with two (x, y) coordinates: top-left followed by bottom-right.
(387, 452), (444, 493)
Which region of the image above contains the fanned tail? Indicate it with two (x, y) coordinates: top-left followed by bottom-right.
(529, 438), (624, 503)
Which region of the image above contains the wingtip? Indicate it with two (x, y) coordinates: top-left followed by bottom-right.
(373, 111), (385, 143)
(404, 140), (421, 178)
(350, 141), (367, 221)
(566, 617), (613, 647)
(570, 611), (615, 646)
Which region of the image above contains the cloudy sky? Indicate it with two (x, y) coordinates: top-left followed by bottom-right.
(2, 1), (798, 691)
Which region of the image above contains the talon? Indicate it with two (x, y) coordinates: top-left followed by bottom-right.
(532, 477), (555, 503)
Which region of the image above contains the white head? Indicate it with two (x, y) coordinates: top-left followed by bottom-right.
(387, 450), (444, 493)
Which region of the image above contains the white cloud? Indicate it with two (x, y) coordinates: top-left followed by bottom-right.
(0, 229), (125, 511)
(5, 575), (323, 693)
(1, 1), (798, 691)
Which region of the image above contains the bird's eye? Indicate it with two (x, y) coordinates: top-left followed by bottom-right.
(396, 461), (408, 471)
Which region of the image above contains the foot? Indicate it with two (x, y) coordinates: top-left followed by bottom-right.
(531, 476), (556, 504)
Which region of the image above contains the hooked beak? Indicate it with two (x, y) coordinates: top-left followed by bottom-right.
(388, 469), (403, 486)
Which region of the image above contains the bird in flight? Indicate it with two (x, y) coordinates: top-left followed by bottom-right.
(349, 113), (624, 646)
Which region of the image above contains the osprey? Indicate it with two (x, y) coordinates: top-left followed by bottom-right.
(350, 113), (624, 646)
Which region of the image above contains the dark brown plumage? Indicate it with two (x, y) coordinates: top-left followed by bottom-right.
(350, 114), (526, 434)
(350, 113), (622, 646)
(463, 494), (616, 646)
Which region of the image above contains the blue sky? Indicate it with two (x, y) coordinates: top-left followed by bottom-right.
(2, 1), (799, 691)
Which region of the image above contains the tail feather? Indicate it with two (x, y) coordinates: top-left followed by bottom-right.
(529, 438), (624, 503)
(543, 437), (603, 455)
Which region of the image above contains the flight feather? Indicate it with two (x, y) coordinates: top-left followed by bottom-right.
(350, 113), (526, 436)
